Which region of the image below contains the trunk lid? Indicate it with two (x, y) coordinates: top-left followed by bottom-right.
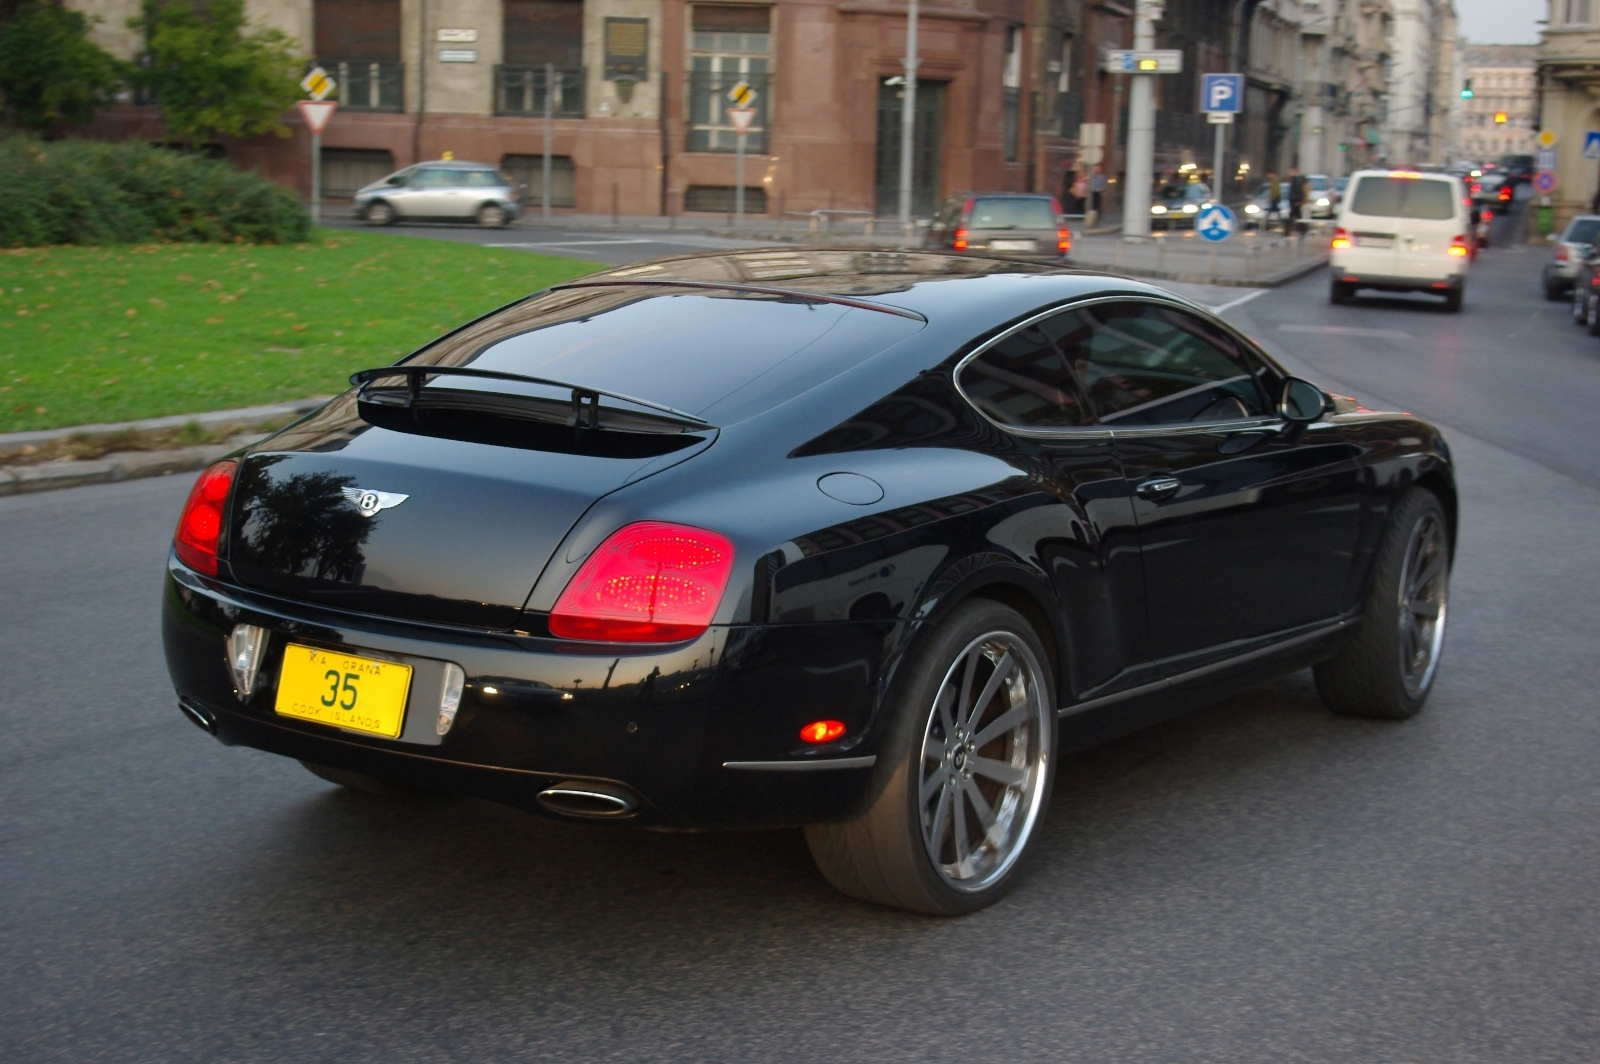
(226, 396), (713, 630)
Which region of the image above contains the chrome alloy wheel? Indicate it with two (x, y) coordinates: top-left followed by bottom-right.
(918, 631), (1051, 893)
(1397, 510), (1449, 699)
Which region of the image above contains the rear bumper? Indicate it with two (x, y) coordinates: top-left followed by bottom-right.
(1329, 266), (1465, 293)
(162, 560), (906, 828)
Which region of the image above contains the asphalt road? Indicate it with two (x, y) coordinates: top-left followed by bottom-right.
(6, 201), (1600, 1062)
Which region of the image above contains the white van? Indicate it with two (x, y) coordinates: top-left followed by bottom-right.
(1328, 170), (1473, 312)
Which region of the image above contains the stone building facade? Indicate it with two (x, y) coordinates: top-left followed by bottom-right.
(1537, 0), (1600, 226)
(1459, 44), (1536, 164)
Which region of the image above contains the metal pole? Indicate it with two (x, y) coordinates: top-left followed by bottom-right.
(310, 130), (322, 226)
(1213, 119), (1225, 202)
(898, 0), (919, 237)
(542, 62), (553, 220)
(735, 130), (746, 225)
(1123, 2), (1158, 240)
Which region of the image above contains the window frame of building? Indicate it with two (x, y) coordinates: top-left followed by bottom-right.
(686, 5), (772, 155)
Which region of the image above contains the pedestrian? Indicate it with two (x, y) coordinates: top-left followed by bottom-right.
(1090, 164), (1108, 216)
(1590, 183), (1600, 215)
(1286, 167), (1305, 237)
(1265, 171), (1282, 230)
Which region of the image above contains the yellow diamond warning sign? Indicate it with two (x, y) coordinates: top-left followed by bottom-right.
(727, 81), (755, 108)
(300, 67), (336, 101)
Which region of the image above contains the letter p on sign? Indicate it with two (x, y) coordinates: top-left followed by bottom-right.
(1202, 74), (1243, 115)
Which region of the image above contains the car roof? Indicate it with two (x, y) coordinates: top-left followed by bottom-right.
(415, 160), (499, 170)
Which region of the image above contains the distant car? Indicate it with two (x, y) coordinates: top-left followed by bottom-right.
(1241, 182), (1288, 229)
(1305, 174), (1338, 219)
(1469, 173), (1511, 215)
(1501, 154), (1535, 186)
(1544, 215), (1600, 300)
(160, 248), (1458, 916)
(354, 160), (523, 228)
(1329, 169), (1473, 312)
(1570, 242), (1600, 332)
(1149, 182), (1213, 229)
(924, 194), (1071, 262)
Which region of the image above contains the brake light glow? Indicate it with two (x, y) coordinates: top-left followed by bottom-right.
(1057, 227), (1071, 254)
(174, 460), (237, 576)
(549, 522), (736, 642)
(1557, 245), (1570, 262)
(800, 720), (848, 744)
(1330, 227), (1352, 250)
(953, 227), (968, 251)
(1499, 186), (1512, 201)
(1448, 235), (1469, 257)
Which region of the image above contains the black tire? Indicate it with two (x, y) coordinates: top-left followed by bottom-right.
(1330, 280), (1352, 305)
(1574, 286), (1589, 324)
(1544, 280), (1564, 302)
(300, 760), (438, 799)
(1443, 287), (1462, 313)
(1314, 489), (1450, 720)
(363, 201), (396, 226)
(476, 203), (508, 228)
(1589, 293), (1600, 337)
(804, 599), (1057, 915)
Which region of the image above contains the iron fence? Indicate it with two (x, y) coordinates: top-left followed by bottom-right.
(495, 67), (585, 118)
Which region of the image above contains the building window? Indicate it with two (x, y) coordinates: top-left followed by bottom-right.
(687, 5), (771, 154)
(1563, 0), (1593, 26)
(499, 1), (584, 117)
(320, 148), (395, 199)
(684, 184), (768, 213)
(315, 0), (404, 112)
(1003, 25), (1021, 163)
(501, 154), (576, 208)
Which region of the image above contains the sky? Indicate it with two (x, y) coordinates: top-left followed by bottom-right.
(1456, 0), (1544, 45)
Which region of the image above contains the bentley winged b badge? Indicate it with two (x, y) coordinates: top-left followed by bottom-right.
(341, 487), (410, 518)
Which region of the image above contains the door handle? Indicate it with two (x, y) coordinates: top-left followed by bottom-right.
(1135, 476), (1182, 501)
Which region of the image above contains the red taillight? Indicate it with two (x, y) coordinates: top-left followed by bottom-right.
(174, 460), (236, 576)
(1448, 235), (1469, 257)
(1470, 183), (1481, 193)
(800, 720), (847, 744)
(549, 522), (736, 642)
(1499, 187), (1511, 201)
(953, 227), (968, 251)
(1330, 226), (1351, 250)
(1557, 245), (1570, 262)
(1057, 227), (1071, 254)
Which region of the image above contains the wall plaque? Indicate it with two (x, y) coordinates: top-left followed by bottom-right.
(604, 17), (649, 80)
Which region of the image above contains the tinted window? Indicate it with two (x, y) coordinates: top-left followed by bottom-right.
(1564, 218), (1600, 244)
(958, 316), (1091, 429)
(968, 198), (1057, 229)
(461, 169), (504, 187)
(1350, 177), (1456, 220)
(1057, 302), (1267, 426)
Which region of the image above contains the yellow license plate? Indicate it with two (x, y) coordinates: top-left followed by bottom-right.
(275, 644), (413, 739)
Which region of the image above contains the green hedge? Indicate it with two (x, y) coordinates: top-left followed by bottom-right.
(0, 136), (309, 247)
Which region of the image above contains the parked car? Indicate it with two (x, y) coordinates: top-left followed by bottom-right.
(1150, 181), (1214, 229)
(1570, 241), (1600, 332)
(1329, 169), (1473, 311)
(354, 160), (523, 227)
(162, 248), (1457, 916)
(1543, 215), (1600, 300)
(1242, 182), (1288, 229)
(924, 194), (1071, 262)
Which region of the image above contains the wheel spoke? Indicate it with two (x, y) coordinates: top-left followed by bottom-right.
(1409, 599), (1440, 622)
(927, 783), (952, 853)
(923, 733), (945, 764)
(962, 777), (1004, 851)
(935, 682), (957, 737)
(972, 699), (1030, 749)
(971, 755), (1027, 789)
(965, 651), (1014, 728)
(920, 766), (946, 804)
(1410, 551), (1444, 596)
(956, 649), (979, 727)
(951, 785), (970, 871)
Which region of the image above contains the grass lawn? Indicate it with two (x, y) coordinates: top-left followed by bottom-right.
(0, 231), (601, 433)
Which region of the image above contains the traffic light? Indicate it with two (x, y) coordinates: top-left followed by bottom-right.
(1495, 111), (1508, 124)
(1460, 80), (1474, 99)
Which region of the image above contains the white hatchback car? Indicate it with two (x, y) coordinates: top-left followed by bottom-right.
(1329, 170), (1472, 312)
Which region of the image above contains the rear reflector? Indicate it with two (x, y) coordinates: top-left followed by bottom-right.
(174, 460), (237, 576)
(800, 720), (847, 744)
(1057, 228), (1071, 254)
(549, 522), (736, 642)
(953, 227), (968, 252)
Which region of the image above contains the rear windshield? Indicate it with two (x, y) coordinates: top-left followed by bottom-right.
(1564, 218), (1600, 245)
(969, 198), (1058, 230)
(1349, 177), (1456, 220)
(405, 289), (925, 425)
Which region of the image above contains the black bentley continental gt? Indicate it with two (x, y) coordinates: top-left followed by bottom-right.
(163, 249), (1455, 915)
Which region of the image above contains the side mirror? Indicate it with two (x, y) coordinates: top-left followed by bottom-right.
(1279, 377), (1329, 424)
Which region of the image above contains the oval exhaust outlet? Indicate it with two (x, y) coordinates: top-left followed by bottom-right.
(537, 782), (638, 818)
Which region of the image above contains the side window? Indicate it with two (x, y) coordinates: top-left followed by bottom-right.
(957, 313), (1092, 429)
(1057, 302), (1268, 426)
(411, 168), (452, 188)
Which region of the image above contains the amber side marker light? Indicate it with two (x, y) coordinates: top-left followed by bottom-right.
(1330, 227), (1352, 250)
(800, 720), (847, 744)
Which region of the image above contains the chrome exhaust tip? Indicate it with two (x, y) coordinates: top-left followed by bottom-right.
(536, 781), (639, 818)
(178, 698), (217, 735)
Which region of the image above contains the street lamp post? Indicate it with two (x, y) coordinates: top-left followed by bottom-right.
(1122, 1), (1161, 241)
(898, 0), (919, 240)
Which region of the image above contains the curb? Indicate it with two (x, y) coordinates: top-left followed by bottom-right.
(0, 398), (328, 498)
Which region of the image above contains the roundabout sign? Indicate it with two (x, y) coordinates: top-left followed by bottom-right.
(1197, 204), (1236, 242)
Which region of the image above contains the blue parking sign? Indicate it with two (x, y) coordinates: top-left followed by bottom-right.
(1197, 204), (1236, 242)
(1201, 74), (1243, 114)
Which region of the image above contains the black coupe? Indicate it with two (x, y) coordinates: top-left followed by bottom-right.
(163, 249), (1455, 915)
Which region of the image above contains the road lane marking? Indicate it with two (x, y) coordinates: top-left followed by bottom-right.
(1279, 324), (1414, 340)
(1208, 289), (1268, 314)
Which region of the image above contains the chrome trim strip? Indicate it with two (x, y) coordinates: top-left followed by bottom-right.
(722, 756), (878, 771)
(1057, 619), (1352, 717)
